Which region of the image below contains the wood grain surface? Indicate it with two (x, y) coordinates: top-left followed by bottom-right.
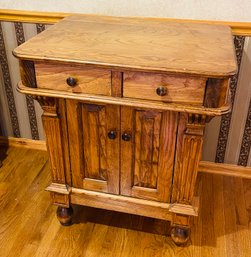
(123, 72), (206, 104)
(1, 146), (251, 257)
(172, 114), (205, 205)
(120, 107), (178, 202)
(11, 13), (238, 246)
(13, 15), (237, 77)
(35, 62), (111, 95)
(17, 83), (231, 116)
(66, 100), (120, 194)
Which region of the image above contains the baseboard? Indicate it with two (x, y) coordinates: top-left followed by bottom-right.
(199, 161), (251, 179)
(0, 136), (47, 151)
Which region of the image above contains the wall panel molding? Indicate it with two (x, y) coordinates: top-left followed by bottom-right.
(1, 9), (251, 35)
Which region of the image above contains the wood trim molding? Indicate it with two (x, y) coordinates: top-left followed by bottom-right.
(0, 136), (46, 151)
(0, 9), (69, 24)
(0, 137), (250, 177)
(0, 9), (251, 36)
(199, 161), (251, 179)
(17, 83), (231, 116)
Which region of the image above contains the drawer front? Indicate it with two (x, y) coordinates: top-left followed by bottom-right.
(123, 72), (206, 104)
(35, 62), (111, 96)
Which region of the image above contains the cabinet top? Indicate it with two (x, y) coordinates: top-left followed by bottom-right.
(14, 15), (237, 77)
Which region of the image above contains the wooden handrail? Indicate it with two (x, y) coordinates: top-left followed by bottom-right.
(0, 9), (251, 36)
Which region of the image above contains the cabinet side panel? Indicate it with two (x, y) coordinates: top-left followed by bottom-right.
(204, 78), (229, 108)
(20, 60), (37, 88)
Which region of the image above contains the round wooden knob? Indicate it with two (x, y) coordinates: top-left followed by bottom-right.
(108, 130), (117, 140)
(156, 86), (167, 96)
(66, 77), (77, 87)
(122, 133), (131, 141)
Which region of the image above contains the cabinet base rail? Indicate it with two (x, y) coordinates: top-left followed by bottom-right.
(46, 183), (198, 221)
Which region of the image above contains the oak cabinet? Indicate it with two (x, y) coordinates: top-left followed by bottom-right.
(67, 100), (178, 203)
(13, 14), (237, 245)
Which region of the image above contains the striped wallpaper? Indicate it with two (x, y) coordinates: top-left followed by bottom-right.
(0, 21), (250, 166)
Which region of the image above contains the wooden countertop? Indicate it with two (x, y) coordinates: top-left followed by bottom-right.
(13, 14), (237, 77)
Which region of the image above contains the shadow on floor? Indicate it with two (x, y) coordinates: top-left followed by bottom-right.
(0, 141), (8, 167)
(72, 204), (172, 236)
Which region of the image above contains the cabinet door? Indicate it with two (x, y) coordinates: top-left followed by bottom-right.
(67, 100), (120, 194)
(121, 107), (178, 202)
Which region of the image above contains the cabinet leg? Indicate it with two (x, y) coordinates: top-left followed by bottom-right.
(56, 206), (73, 226)
(171, 226), (190, 246)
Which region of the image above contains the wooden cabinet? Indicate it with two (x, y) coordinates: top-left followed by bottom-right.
(67, 101), (177, 202)
(13, 14), (237, 246)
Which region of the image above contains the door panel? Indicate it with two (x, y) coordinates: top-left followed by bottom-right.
(121, 106), (178, 202)
(67, 100), (120, 194)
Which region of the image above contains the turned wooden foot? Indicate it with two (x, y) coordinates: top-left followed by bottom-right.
(56, 206), (73, 226)
(171, 226), (190, 246)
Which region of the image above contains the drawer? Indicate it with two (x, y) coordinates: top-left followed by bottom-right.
(35, 62), (111, 96)
(123, 72), (207, 104)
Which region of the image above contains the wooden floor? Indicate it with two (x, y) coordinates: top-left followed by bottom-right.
(0, 146), (251, 257)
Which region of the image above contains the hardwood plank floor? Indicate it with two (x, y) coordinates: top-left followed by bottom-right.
(0, 146), (251, 257)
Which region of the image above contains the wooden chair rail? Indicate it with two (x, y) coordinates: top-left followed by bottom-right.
(0, 9), (251, 36)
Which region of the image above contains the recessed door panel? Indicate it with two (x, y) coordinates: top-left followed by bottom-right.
(67, 100), (120, 194)
(121, 106), (178, 202)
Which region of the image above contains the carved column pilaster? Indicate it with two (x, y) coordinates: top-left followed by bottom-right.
(172, 113), (206, 205)
(174, 114), (205, 205)
(170, 113), (207, 245)
(33, 96), (71, 207)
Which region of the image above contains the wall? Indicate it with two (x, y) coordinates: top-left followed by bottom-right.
(0, 1), (251, 22)
(202, 37), (251, 165)
(0, 4), (250, 165)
